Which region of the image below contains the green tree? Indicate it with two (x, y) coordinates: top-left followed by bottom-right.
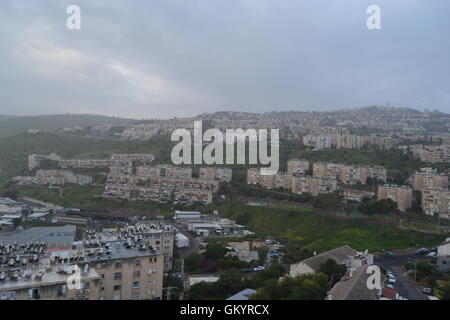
(318, 259), (347, 286)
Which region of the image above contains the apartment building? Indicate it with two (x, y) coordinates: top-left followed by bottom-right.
(287, 159), (310, 176)
(302, 135), (332, 150)
(247, 168), (261, 185)
(378, 185), (413, 212)
(287, 159), (309, 188)
(136, 165), (192, 179)
(413, 168), (448, 191)
(28, 153), (62, 171)
(258, 172), (289, 190)
(59, 240), (164, 300)
(104, 177), (218, 205)
(313, 162), (342, 180)
(422, 188), (450, 219)
(302, 134), (392, 151)
(111, 154), (155, 163)
(410, 144), (450, 164)
(339, 165), (369, 185)
(313, 162), (386, 185)
(13, 170), (92, 186)
(368, 166), (388, 183)
(84, 222), (175, 271)
(199, 167), (232, 183)
(0, 242), (100, 301)
(291, 176), (338, 196)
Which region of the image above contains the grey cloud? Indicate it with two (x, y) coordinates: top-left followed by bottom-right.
(0, 0), (449, 118)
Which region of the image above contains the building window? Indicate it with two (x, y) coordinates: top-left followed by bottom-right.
(115, 262), (122, 269)
(114, 272), (122, 280)
(113, 285), (122, 291)
(133, 270), (141, 278)
(134, 259), (141, 266)
(133, 281), (140, 289)
(0, 291), (16, 300)
(132, 291), (140, 300)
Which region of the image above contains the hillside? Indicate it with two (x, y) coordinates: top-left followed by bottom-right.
(0, 114), (137, 138)
(0, 115), (17, 122)
(214, 202), (445, 252)
(0, 132), (173, 192)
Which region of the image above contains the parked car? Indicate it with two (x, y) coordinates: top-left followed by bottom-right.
(265, 239), (273, 244)
(240, 268), (253, 273)
(415, 248), (429, 255)
(422, 288), (433, 295)
(254, 266), (266, 272)
(388, 277), (396, 284)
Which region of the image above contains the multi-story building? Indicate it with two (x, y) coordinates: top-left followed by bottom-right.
(339, 165), (369, 185)
(410, 144), (450, 164)
(422, 188), (450, 219)
(302, 135), (332, 150)
(199, 167), (232, 183)
(258, 172), (289, 190)
(13, 170), (92, 186)
(247, 168), (261, 185)
(110, 154), (155, 163)
(84, 222), (175, 271)
(302, 134), (392, 151)
(287, 159), (310, 176)
(60, 240), (163, 300)
(413, 168), (448, 191)
(378, 185), (413, 212)
(291, 176), (338, 196)
(28, 154), (62, 171)
(368, 166), (388, 183)
(287, 159), (309, 188)
(104, 177), (218, 205)
(313, 162), (342, 180)
(0, 242), (100, 301)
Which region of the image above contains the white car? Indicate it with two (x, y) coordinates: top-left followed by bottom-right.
(388, 277), (396, 284)
(254, 266), (266, 272)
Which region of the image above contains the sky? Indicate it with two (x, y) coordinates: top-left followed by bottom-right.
(0, 0), (449, 119)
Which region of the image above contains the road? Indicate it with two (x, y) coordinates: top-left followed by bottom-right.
(375, 254), (427, 300)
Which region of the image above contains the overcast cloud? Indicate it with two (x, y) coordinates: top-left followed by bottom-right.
(0, 0), (449, 119)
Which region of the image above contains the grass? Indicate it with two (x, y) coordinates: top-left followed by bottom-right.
(15, 185), (173, 216)
(210, 202), (446, 253)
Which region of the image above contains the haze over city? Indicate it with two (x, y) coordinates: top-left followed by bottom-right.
(1, 0), (450, 119)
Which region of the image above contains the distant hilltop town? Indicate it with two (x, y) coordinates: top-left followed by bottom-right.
(20, 106), (449, 144)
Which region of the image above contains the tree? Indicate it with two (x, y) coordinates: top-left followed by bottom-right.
(358, 198), (399, 216)
(318, 259), (347, 286)
(251, 273), (329, 300)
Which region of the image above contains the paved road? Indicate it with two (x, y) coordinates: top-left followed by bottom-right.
(375, 254), (427, 300)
